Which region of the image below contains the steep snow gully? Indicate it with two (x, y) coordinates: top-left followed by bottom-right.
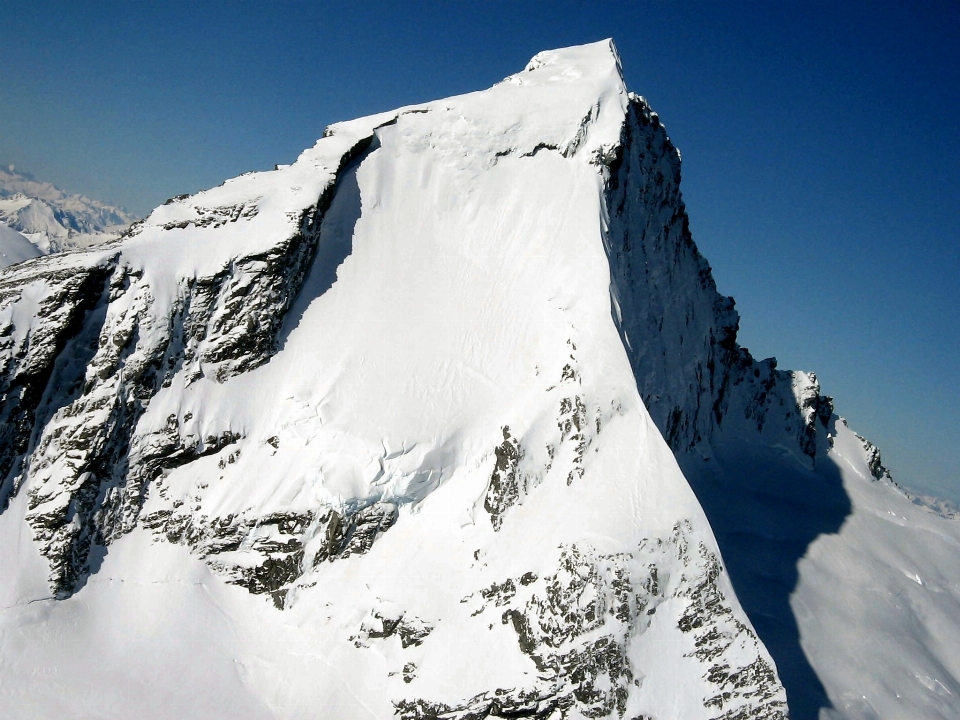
(1, 40), (959, 720)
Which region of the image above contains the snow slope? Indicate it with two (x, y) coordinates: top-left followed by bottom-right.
(675, 417), (960, 720)
(0, 223), (42, 269)
(0, 165), (134, 253)
(0, 42), (785, 719)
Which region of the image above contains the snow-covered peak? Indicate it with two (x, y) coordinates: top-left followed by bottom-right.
(0, 165), (136, 254)
(125, 39), (629, 298)
(0, 222), (42, 269)
(322, 39), (628, 162)
(0, 43), (786, 720)
(6, 40), (957, 720)
(0, 165), (132, 221)
(518, 38), (624, 84)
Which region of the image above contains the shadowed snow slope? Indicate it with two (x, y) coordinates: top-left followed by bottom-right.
(599, 91), (960, 719)
(0, 39), (952, 720)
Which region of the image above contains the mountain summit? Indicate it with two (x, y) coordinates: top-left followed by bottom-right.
(0, 40), (957, 720)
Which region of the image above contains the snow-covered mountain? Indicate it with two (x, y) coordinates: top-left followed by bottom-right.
(0, 165), (135, 253)
(0, 223), (42, 269)
(0, 40), (956, 720)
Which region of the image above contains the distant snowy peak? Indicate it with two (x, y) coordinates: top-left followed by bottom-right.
(0, 223), (42, 269)
(0, 165), (136, 254)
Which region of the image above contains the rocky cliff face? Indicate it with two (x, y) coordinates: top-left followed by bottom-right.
(596, 87), (960, 720)
(0, 41), (799, 720)
(0, 131), (377, 599)
(603, 95), (841, 472)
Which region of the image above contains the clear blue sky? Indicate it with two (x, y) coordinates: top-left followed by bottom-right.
(2, 1), (958, 501)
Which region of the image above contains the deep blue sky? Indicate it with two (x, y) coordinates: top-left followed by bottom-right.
(2, 1), (958, 501)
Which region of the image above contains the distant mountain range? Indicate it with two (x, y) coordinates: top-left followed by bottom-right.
(0, 165), (136, 255)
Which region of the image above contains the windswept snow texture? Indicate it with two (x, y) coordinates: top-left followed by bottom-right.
(0, 42), (784, 719)
(0, 165), (135, 253)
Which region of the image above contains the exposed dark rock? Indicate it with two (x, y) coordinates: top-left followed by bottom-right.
(352, 611), (433, 649)
(602, 95), (832, 467)
(141, 499), (399, 608)
(314, 501), (400, 563)
(857, 432), (892, 482)
(0, 133), (379, 597)
(407, 525), (785, 719)
(481, 578), (517, 607)
(0, 258), (117, 510)
(485, 427), (524, 530)
(557, 395), (588, 485)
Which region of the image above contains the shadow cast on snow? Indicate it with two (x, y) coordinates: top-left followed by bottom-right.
(678, 441), (852, 720)
(277, 139), (374, 349)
